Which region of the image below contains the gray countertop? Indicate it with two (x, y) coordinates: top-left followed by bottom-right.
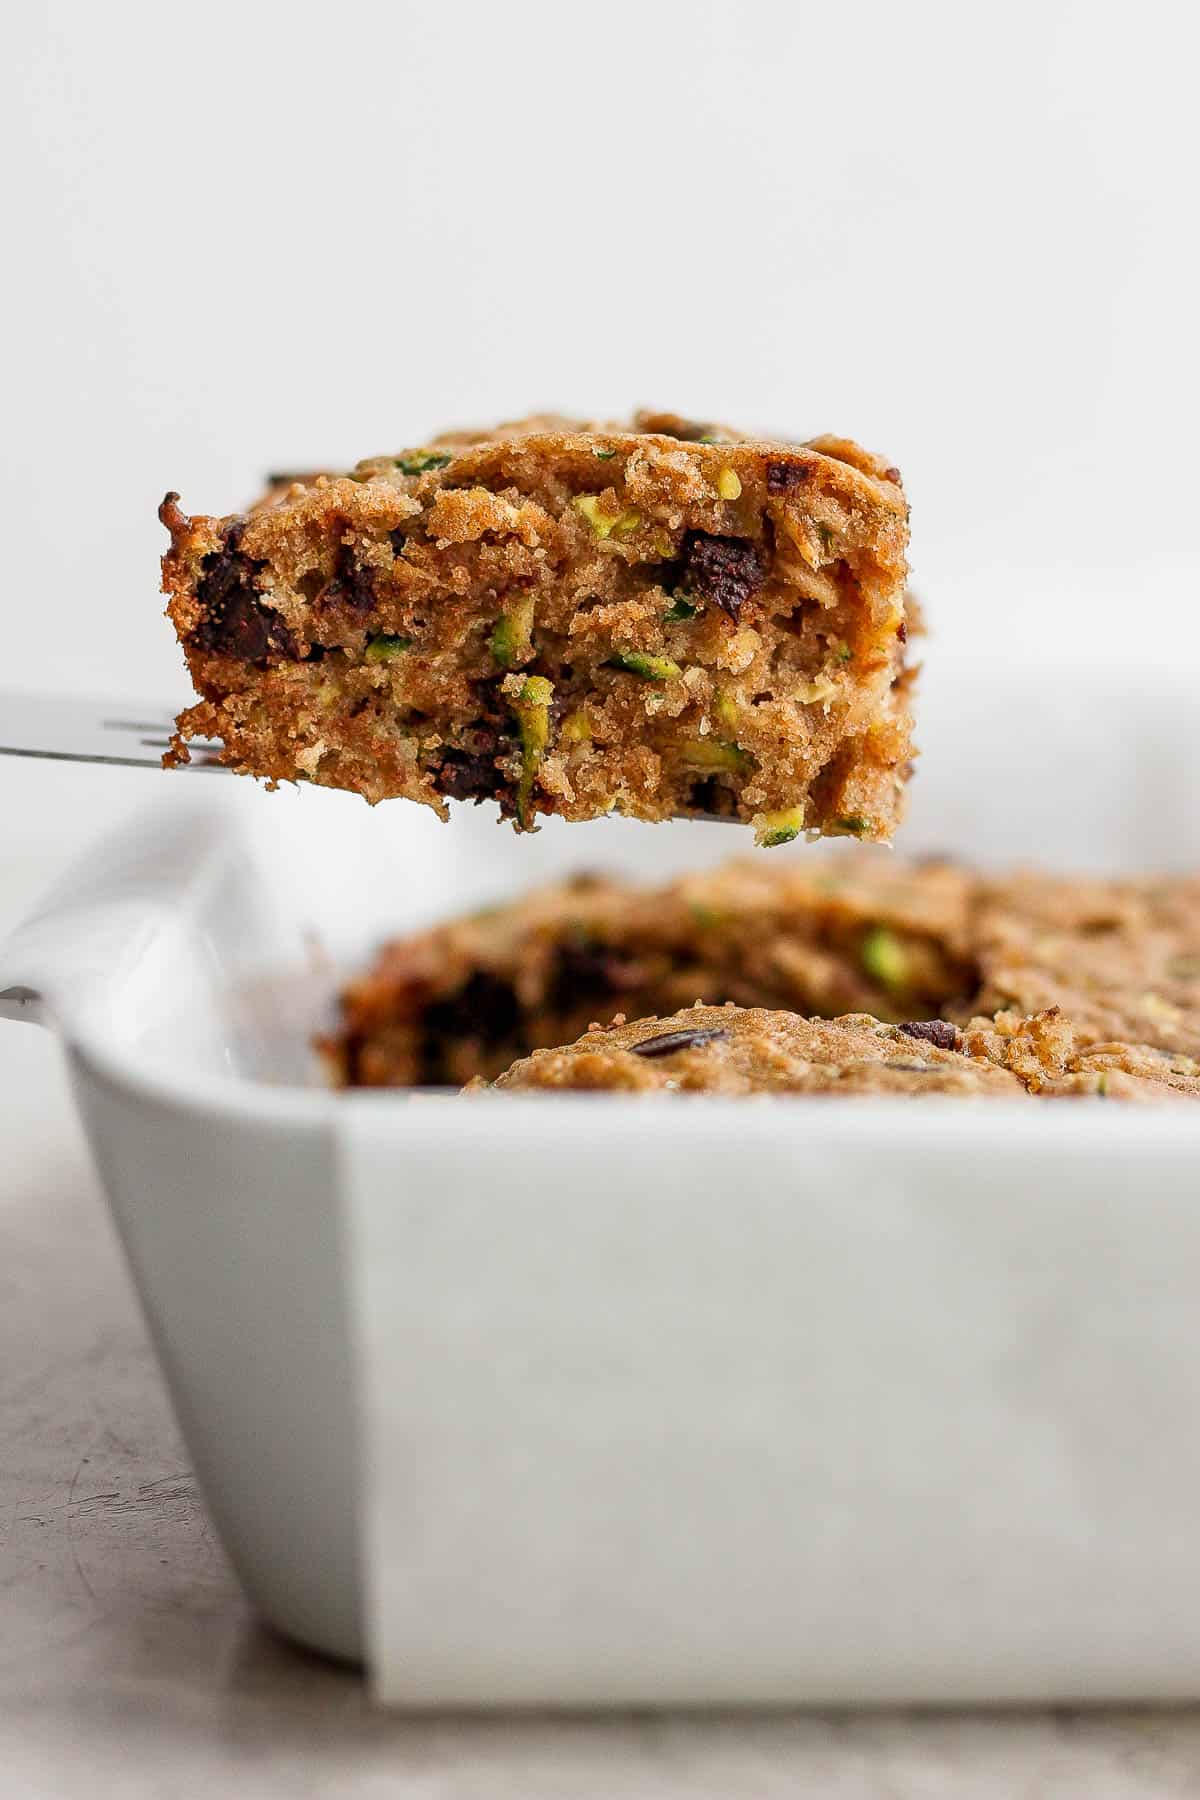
(5, 798), (1200, 1795)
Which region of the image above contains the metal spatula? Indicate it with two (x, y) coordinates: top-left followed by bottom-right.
(0, 692), (224, 771)
(0, 691), (741, 818)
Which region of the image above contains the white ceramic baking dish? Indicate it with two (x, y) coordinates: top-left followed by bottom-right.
(4, 657), (1200, 1703)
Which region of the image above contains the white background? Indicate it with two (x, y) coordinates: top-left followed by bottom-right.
(1, 0), (1197, 877)
(4, 0), (1198, 697)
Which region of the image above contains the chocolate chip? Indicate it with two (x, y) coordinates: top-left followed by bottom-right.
(320, 544), (376, 615)
(899, 1020), (961, 1052)
(467, 676), (511, 725)
(548, 938), (622, 1011)
(424, 972), (521, 1047)
(190, 528), (300, 662)
(897, 620), (908, 643)
(680, 532), (764, 623)
(630, 1026), (731, 1058)
(766, 460), (808, 494)
(418, 970), (523, 1083)
(431, 743), (502, 803)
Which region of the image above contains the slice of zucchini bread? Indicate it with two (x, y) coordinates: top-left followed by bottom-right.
(162, 410), (914, 842)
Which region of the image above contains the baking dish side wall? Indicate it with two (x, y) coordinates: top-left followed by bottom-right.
(69, 1048), (361, 1661)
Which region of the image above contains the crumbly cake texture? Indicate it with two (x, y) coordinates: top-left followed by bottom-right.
(477, 1004), (1026, 1098)
(161, 411), (914, 844)
(323, 854), (1200, 1102)
(325, 855), (975, 1087)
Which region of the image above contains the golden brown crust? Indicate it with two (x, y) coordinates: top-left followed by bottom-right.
(478, 1004), (1026, 1098)
(162, 412), (913, 838)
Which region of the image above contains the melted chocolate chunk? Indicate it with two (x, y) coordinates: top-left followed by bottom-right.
(630, 1026), (731, 1059)
(425, 973), (521, 1049)
(548, 939), (622, 1012)
(899, 1020), (961, 1052)
(766, 460), (808, 494)
(419, 971), (522, 1085)
(431, 742), (502, 804)
(468, 677), (511, 729)
(320, 544), (377, 615)
(681, 532), (764, 623)
(190, 528), (300, 663)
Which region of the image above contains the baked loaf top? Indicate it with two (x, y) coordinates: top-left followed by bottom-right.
(477, 1003), (1026, 1097)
